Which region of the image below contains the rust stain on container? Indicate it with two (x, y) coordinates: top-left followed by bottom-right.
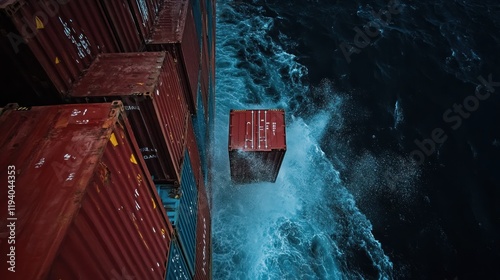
(69, 52), (189, 184)
(146, 0), (201, 115)
(228, 109), (287, 183)
(0, 102), (173, 280)
(194, 181), (212, 280)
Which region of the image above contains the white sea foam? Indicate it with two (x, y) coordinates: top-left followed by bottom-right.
(212, 1), (393, 279)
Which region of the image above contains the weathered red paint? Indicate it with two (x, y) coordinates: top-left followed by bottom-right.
(69, 52), (189, 184)
(128, 0), (162, 42)
(229, 109), (286, 151)
(146, 0), (201, 115)
(194, 180), (212, 280)
(98, 0), (143, 51)
(1, 0), (120, 96)
(228, 109), (287, 183)
(0, 102), (173, 280)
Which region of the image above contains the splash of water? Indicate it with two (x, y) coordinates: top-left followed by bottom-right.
(212, 1), (394, 279)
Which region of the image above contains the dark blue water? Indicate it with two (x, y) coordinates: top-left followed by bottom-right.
(212, 1), (500, 279)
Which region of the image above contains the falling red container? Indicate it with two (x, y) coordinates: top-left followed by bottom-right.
(194, 181), (212, 280)
(146, 0), (201, 115)
(228, 109), (287, 183)
(69, 52), (189, 184)
(0, 102), (173, 280)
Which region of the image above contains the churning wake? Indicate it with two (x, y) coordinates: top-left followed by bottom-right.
(212, 1), (394, 279)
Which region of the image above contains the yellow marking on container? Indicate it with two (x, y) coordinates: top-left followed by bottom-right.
(138, 231), (150, 250)
(54, 57), (60, 64)
(35, 16), (44, 29)
(136, 82), (144, 86)
(130, 154), (137, 164)
(151, 197), (156, 209)
(109, 133), (118, 146)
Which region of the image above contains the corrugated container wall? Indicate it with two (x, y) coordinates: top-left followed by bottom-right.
(207, 0), (215, 74)
(0, 0), (120, 96)
(0, 12), (61, 106)
(98, 0), (143, 51)
(200, 28), (209, 119)
(69, 52), (189, 184)
(205, 0), (215, 196)
(127, 0), (162, 42)
(176, 150), (199, 276)
(187, 114), (204, 188)
(191, 0), (203, 48)
(166, 238), (191, 280)
(192, 88), (208, 185)
(228, 109), (286, 183)
(146, 0), (201, 116)
(202, 0), (214, 56)
(0, 102), (173, 280)
(0, 0), (159, 98)
(194, 180), (212, 280)
(155, 149), (198, 277)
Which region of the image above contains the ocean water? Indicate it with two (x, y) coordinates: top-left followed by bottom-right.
(211, 0), (500, 279)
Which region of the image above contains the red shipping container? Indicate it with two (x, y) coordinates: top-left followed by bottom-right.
(228, 109), (287, 183)
(194, 182), (212, 280)
(69, 52), (189, 184)
(0, 102), (173, 279)
(128, 0), (163, 42)
(0, 22), (60, 106)
(146, 0), (201, 116)
(98, 0), (143, 51)
(0, 0), (120, 96)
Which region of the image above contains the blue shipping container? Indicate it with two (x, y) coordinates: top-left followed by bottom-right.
(166, 239), (190, 280)
(177, 150), (198, 275)
(192, 0), (203, 49)
(193, 87), (208, 185)
(156, 183), (180, 225)
(157, 150), (198, 276)
(208, 71), (215, 136)
(205, 0), (214, 55)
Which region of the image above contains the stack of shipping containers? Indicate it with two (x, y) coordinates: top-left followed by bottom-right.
(0, 0), (215, 279)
